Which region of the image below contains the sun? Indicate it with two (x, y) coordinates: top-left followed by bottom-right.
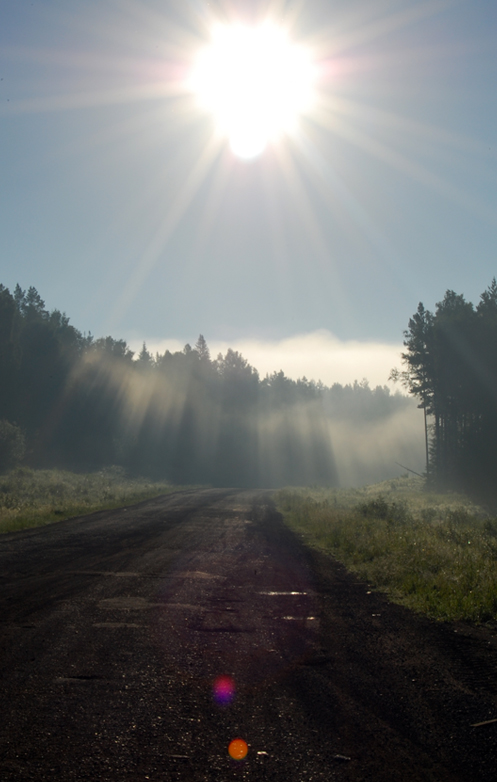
(190, 23), (315, 159)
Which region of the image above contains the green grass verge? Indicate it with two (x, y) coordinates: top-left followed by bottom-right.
(0, 466), (191, 534)
(275, 476), (497, 624)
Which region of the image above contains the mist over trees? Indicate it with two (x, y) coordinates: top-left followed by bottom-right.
(0, 283), (418, 487)
(397, 279), (497, 503)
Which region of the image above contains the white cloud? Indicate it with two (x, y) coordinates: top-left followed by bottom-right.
(130, 329), (404, 388)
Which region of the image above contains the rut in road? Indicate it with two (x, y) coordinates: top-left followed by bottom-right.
(1, 489), (497, 781)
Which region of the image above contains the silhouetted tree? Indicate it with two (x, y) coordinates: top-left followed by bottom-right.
(195, 334), (210, 362)
(401, 279), (497, 503)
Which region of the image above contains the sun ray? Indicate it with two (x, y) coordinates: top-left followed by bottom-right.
(106, 132), (224, 332)
(320, 94), (497, 161)
(312, 102), (497, 226)
(0, 81), (187, 116)
(189, 147), (239, 259)
(259, 156), (294, 277)
(304, 0), (456, 58)
(295, 124), (407, 288)
(273, 143), (332, 265)
(268, 141), (351, 322)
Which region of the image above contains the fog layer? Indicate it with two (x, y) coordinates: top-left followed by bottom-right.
(0, 285), (424, 486)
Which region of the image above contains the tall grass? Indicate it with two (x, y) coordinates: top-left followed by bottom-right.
(0, 466), (187, 534)
(276, 477), (497, 623)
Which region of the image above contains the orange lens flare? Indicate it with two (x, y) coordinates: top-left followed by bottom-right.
(228, 738), (248, 760)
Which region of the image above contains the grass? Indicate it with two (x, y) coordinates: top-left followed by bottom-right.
(0, 466), (189, 534)
(275, 475), (497, 624)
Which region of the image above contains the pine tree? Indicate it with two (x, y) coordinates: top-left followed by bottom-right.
(195, 334), (210, 362)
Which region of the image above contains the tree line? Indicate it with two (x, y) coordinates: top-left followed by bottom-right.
(397, 279), (497, 504)
(0, 283), (411, 486)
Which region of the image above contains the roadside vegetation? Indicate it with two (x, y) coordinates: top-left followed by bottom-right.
(0, 466), (184, 534)
(276, 475), (497, 624)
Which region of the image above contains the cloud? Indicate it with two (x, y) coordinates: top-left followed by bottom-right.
(130, 330), (404, 388)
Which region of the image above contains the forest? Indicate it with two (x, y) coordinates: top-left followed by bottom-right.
(0, 283), (416, 488)
(397, 279), (497, 504)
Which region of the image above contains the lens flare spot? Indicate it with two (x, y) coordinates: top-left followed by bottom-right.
(213, 674), (235, 705)
(228, 738), (248, 760)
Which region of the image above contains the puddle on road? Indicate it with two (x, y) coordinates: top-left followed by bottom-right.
(158, 603), (198, 612)
(55, 676), (107, 684)
(93, 622), (143, 628)
(69, 571), (140, 577)
(258, 591), (308, 596)
(180, 571), (221, 580)
(99, 597), (162, 610)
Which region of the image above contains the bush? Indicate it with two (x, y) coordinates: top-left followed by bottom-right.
(0, 420), (25, 473)
(359, 496), (411, 524)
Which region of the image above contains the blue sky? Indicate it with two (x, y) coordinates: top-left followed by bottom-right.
(1, 0), (496, 385)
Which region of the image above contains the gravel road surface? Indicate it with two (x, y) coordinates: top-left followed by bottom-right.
(1, 489), (497, 781)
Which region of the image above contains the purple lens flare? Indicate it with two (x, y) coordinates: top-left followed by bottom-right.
(213, 674), (235, 706)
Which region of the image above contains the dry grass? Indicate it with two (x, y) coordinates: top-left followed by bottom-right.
(0, 466), (188, 534)
(275, 476), (497, 623)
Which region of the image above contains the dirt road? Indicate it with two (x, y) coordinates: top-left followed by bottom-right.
(1, 489), (497, 781)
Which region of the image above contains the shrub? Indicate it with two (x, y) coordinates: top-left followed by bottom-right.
(359, 496), (411, 524)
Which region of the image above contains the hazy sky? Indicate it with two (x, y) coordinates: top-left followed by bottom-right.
(1, 0), (496, 385)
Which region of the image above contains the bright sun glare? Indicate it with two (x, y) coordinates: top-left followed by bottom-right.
(191, 24), (315, 159)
